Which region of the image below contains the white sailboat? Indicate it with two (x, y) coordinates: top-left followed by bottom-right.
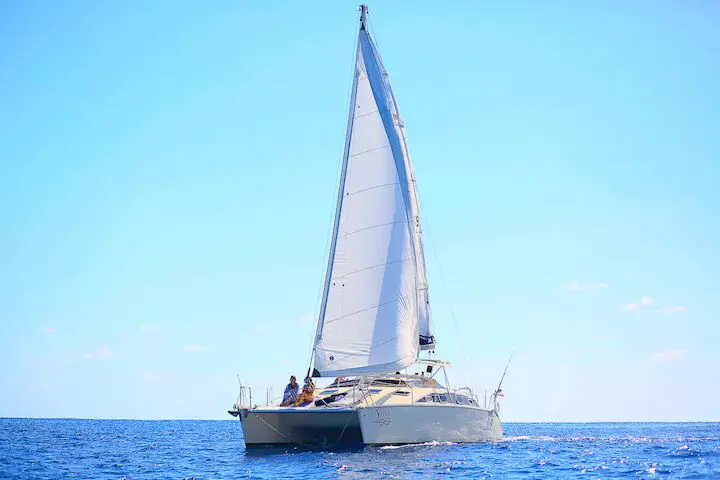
(229, 5), (504, 447)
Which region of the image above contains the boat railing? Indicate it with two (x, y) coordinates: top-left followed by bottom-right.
(241, 386), (285, 408)
(233, 383), (253, 409)
(457, 386), (482, 406)
(237, 374), (487, 410)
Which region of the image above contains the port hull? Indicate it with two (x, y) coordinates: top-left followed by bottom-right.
(235, 407), (362, 448)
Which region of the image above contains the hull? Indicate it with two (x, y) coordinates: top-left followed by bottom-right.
(237, 407), (362, 448)
(236, 404), (502, 447)
(357, 404), (502, 445)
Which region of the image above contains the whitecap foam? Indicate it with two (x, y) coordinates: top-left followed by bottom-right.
(379, 441), (456, 450)
(503, 435), (555, 441)
(503, 435), (596, 442)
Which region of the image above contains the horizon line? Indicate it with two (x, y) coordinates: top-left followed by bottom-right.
(2, 416), (719, 424)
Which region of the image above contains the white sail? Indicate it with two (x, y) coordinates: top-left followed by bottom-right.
(381, 54), (435, 351)
(312, 12), (421, 377)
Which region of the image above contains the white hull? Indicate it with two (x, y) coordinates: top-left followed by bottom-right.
(357, 404), (502, 445)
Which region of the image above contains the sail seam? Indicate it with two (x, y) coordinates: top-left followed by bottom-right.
(338, 220), (405, 239)
(332, 257), (410, 281)
(318, 335), (400, 366)
(349, 144), (390, 158)
(346, 182), (399, 197)
(324, 294), (410, 325)
(353, 109), (380, 120)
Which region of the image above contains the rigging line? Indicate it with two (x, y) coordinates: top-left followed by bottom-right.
(303, 18), (360, 376)
(334, 411), (356, 446)
(255, 415), (288, 438)
(256, 412), (338, 449)
(415, 184), (468, 365)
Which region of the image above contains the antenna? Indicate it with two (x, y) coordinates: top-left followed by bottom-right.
(495, 353), (513, 395)
(235, 374), (242, 405)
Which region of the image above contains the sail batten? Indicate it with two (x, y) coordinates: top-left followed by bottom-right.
(313, 8), (432, 377)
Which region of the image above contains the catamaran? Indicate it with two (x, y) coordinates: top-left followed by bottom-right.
(229, 5), (504, 447)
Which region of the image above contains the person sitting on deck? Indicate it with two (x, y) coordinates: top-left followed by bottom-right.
(293, 377), (316, 406)
(280, 375), (298, 406)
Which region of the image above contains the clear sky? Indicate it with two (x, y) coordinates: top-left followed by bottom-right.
(1, 1), (718, 421)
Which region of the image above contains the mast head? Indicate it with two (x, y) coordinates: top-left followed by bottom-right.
(359, 4), (369, 30)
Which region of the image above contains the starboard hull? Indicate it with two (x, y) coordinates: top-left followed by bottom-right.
(357, 404), (503, 445)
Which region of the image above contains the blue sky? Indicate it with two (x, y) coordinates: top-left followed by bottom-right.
(1, 1), (718, 421)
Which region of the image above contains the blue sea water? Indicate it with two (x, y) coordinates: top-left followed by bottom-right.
(1, 419), (718, 479)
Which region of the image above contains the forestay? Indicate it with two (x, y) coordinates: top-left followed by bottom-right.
(313, 7), (433, 377)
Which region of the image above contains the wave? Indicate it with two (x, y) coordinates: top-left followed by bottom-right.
(503, 435), (720, 443)
(502, 435), (596, 442)
(379, 441), (457, 450)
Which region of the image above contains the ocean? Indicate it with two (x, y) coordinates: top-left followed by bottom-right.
(0, 419), (718, 479)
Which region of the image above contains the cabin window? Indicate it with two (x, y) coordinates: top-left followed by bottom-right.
(416, 393), (477, 405)
(417, 394), (442, 403)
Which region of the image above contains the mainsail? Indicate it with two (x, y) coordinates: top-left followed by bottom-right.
(312, 6), (433, 377)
